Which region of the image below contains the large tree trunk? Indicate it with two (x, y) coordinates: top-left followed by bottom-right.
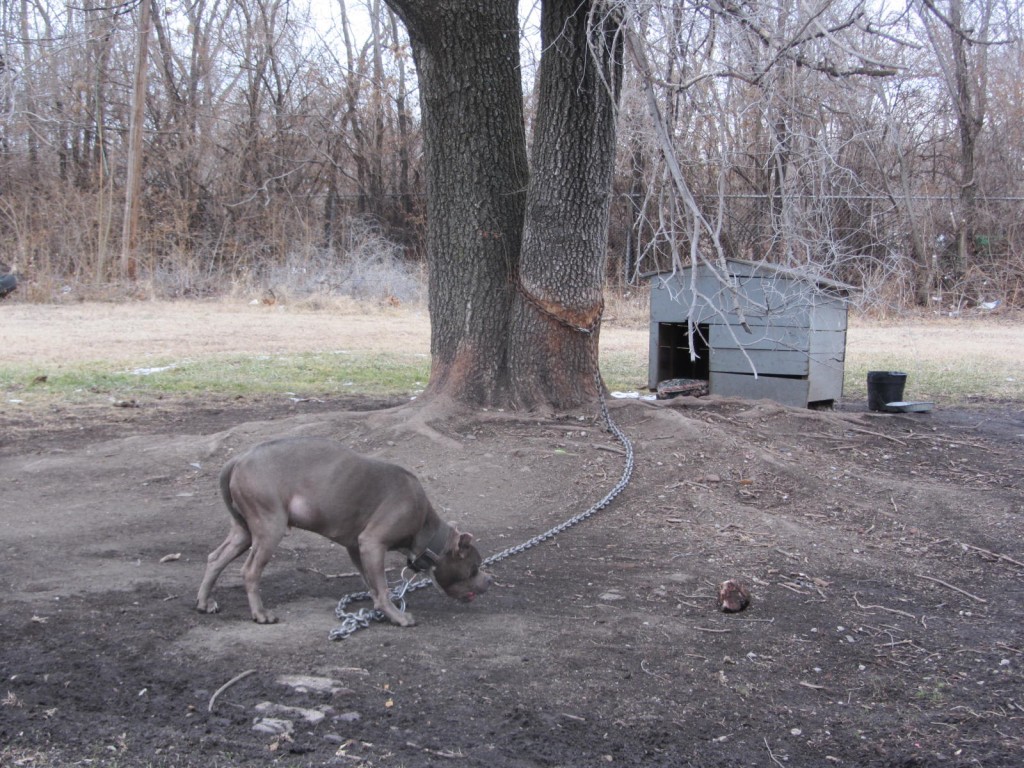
(508, 0), (622, 409)
(387, 0), (621, 411)
(387, 0), (528, 406)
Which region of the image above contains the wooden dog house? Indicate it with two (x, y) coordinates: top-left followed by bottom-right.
(648, 259), (849, 408)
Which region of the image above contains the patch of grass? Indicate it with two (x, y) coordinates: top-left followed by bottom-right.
(1, 352), (432, 406)
(843, 356), (1023, 404)
(599, 349), (648, 393)
(3, 351), (650, 404)
(3, 318), (1020, 406)
(844, 317), (1024, 404)
(912, 680), (951, 705)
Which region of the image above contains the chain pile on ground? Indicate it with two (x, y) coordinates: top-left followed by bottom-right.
(328, 572), (423, 641)
(329, 380), (634, 640)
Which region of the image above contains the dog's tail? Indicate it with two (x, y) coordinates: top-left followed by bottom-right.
(218, 456), (249, 531)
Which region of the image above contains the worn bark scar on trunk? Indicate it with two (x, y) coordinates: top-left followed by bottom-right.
(516, 281), (604, 333)
(426, 340), (506, 406)
(428, 343), (474, 392)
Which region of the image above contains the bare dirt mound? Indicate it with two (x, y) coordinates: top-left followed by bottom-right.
(1, 395), (1022, 767)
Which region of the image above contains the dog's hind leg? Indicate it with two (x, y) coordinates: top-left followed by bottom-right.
(240, 514), (288, 624)
(195, 521), (252, 615)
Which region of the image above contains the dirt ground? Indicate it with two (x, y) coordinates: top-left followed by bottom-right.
(1, 304), (1023, 767)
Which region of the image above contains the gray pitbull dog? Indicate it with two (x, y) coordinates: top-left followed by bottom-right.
(196, 437), (492, 626)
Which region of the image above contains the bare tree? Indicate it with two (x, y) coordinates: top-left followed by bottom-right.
(120, 0), (152, 280)
(914, 0), (1014, 294)
(1, 0), (1021, 311)
(617, 0), (916, 302)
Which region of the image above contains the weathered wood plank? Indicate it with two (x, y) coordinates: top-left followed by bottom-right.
(710, 372), (810, 408)
(808, 358), (845, 402)
(709, 324), (811, 352)
(710, 348), (810, 376)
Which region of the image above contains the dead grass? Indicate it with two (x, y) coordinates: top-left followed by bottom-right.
(0, 298), (430, 366)
(846, 315), (1024, 402)
(0, 299), (1021, 404)
(849, 315), (1023, 365)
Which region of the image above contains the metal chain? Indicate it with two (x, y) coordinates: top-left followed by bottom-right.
(513, 278), (604, 335)
(329, 569), (431, 641)
(482, 379), (634, 567)
(328, 373), (634, 640)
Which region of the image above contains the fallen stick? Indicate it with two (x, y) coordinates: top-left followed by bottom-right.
(410, 744), (466, 760)
(853, 593), (917, 620)
(918, 574), (988, 604)
(299, 566), (366, 580)
(778, 582), (809, 595)
(907, 433), (994, 450)
(665, 479), (711, 491)
(765, 738), (786, 768)
(845, 426), (908, 445)
(960, 542), (1024, 569)
(208, 669), (257, 714)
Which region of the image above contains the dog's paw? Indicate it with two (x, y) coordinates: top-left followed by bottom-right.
(252, 611), (279, 624)
(196, 600), (220, 615)
(389, 611), (416, 628)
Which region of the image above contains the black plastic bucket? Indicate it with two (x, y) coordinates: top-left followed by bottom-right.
(867, 371), (908, 411)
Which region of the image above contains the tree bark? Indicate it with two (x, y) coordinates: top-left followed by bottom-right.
(20, 0), (39, 166)
(948, 0), (982, 276)
(121, 0), (152, 282)
(508, 0), (623, 409)
(386, 0), (528, 406)
(386, 0), (622, 411)
(918, 0), (992, 284)
(388, 8), (414, 217)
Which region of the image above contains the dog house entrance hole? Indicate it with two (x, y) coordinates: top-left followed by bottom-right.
(656, 322), (709, 382)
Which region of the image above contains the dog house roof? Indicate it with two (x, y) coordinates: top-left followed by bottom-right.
(646, 258), (853, 298)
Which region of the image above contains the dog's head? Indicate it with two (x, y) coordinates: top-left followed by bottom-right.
(433, 532), (492, 603)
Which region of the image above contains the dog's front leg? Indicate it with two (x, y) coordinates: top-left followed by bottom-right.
(354, 539), (415, 627)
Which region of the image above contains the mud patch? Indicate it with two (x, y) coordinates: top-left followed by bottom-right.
(1, 395), (1022, 767)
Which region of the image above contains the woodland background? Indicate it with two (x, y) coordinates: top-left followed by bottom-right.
(1, 0), (1022, 312)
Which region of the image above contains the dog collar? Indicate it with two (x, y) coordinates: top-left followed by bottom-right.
(407, 523), (453, 572)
